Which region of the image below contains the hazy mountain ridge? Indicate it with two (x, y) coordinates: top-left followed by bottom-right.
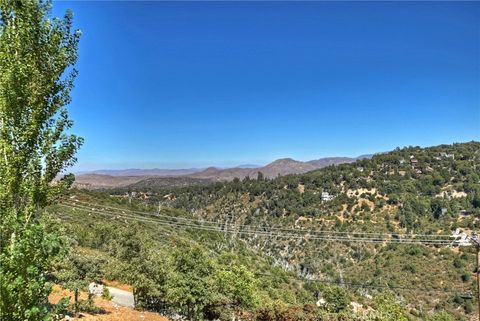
(180, 156), (362, 180)
(74, 155), (371, 188)
(77, 168), (203, 177)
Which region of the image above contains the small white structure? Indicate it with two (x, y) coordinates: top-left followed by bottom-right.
(451, 229), (471, 247)
(440, 152), (455, 159)
(88, 282), (104, 295)
(350, 302), (363, 314)
(321, 192), (333, 202)
(316, 297), (327, 307)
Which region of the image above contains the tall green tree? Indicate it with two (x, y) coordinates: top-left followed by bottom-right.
(213, 265), (258, 309)
(0, 1), (82, 320)
(165, 243), (215, 320)
(364, 293), (408, 321)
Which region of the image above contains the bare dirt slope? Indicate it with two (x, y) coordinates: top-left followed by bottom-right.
(73, 174), (148, 189)
(49, 285), (169, 321)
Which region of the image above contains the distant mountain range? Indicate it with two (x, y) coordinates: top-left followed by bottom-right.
(76, 168), (203, 177)
(73, 155), (372, 189)
(189, 158), (321, 180)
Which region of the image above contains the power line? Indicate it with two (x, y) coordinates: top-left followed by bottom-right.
(55, 203), (464, 246)
(66, 199), (454, 238)
(57, 203), (452, 244)
(52, 199), (478, 318)
(61, 199), (458, 240)
(57, 209), (467, 297)
(51, 212), (218, 254)
(56, 203), (459, 245)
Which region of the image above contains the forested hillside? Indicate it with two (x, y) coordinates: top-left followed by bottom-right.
(46, 141), (480, 320)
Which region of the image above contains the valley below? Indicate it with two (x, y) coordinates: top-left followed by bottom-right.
(45, 142), (480, 321)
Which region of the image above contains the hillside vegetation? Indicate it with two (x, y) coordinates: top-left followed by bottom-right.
(46, 141), (480, 320)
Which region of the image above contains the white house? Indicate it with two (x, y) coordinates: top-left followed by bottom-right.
(321, 192), (333, 202)
(440, 152), (455, 159)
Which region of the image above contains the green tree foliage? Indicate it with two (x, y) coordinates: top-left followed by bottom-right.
(321, 285), (350, 313)
(164, 243), (215, 320)
(364, 293), (408, 321)
(0, 1), (82, 319)
(54, 249), (104, 292)
(53, 248), (105, 312)
(257, 171), (265, 181)
(104, 225), (167, 308)
(213, 265), (258, 309)
(425, 311), (455, 321)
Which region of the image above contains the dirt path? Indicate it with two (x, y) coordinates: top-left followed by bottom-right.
(107, 286), (134, 308)
(49, 285), (168, 321)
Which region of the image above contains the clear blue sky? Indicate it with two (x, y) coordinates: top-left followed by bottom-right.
(52, 1), (480, 171)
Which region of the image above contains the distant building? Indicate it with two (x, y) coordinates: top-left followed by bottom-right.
(163, 193), (176, 201)
(321, 191), (333, 202)
(452, 229), (471, 247)
(440, 152), (455, 159)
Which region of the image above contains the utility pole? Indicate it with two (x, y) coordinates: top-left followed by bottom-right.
(469, 232), (480, 321)
(476, 242), (480, 321)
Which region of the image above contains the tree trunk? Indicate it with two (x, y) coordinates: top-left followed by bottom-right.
(74, 288), (79, 314)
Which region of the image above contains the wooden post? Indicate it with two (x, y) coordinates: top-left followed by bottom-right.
(74, 288), (79, 314)
(477, 247), (480, 321)
(470, 233), (480, 321)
